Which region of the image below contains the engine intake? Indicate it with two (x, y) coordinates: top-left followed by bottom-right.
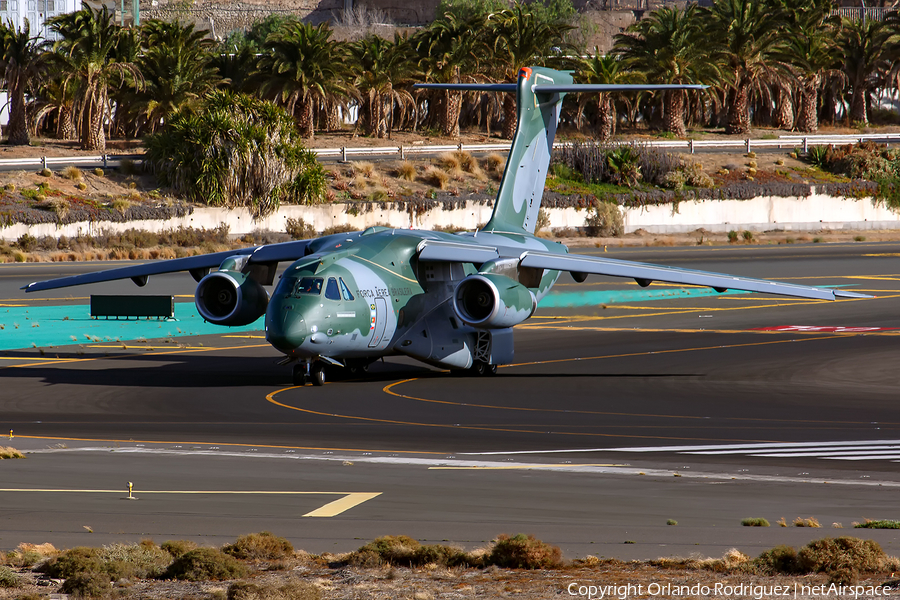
(452, 274), (536, 329)
(195, 270), (269, 326)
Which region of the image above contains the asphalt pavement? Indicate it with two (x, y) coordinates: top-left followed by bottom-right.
(2, 241), (900, 559)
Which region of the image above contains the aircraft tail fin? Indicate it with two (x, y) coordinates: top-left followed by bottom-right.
(417, 70), (705, 234)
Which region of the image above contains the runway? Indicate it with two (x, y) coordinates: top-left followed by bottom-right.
(2, 241), (900, 559)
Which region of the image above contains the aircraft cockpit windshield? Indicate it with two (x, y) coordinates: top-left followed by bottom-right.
(294, 277), (324, 296)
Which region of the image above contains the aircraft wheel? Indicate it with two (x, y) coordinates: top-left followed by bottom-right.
(485, 364), (498, 376)
(311, 363), (326, 386)
(347, 360), (369, 375)
(292, 364), (307, 386)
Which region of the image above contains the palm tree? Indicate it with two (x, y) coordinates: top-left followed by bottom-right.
(48, 6), (141, 151)
(776, 30), (839, 132)
(349, 33), (419, 139)
(702, 0), (787, 134)
(576, 50), (640, 140)
(130, 20), (222, 135)
(614, 5), (712, 137)
(487, 4), (575, 139)
(413, 12), (487, 137)
(256, 21), (353, 138)
(838, 17), (895, 125)
(771, 0), (839, 132)
(0, 20), (49, 145)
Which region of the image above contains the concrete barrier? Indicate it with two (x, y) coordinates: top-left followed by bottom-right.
(4, 194), (900, 241)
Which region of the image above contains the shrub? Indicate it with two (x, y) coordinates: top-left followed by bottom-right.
(487, 533), (562, 569)
(94, 168), (104, 177)
(799, 537), (891, 574)
(96, 542), (171, 578)
(61, 570), (109, 597)
(741, 518), (770, 527)
(0, 565), (19, 588)
(165, 547), (248, 581)
(727, 230), (738, 243)
(666, 519), (678, 526)
(753, 545), (803, 574)
(285, 217), (317, 240)
(15, 234), (36, 251)
(118, 158), (137, 175)
(348, 536), (469, 568)
(227, 579), (320, 600)
(663, 170), (686, 190)
(535, 208), (550, 233)
(223, 532), (293, 560)
(161, 540), (198, 559)
(39, 167), (52, 177)
(584, 201), (624, 237)
(46, 543), (171, 582)
(794, 516), (822, 527)
(742, 230), (753, 242)
(855, 520), (900, 529)
(146, 90), (323, 217)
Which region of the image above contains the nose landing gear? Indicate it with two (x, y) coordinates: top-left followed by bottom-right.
(292, 360), (327, 386)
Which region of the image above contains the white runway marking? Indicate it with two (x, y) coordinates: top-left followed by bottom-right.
(468, 440), (900, 462)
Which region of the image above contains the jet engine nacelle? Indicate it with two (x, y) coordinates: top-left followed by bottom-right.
(452, 273), (536, 329)
(195, 261), (269, 326)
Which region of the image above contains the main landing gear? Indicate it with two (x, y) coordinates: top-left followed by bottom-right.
(293, 361), (326, 386)
(451, 360), (498, 377)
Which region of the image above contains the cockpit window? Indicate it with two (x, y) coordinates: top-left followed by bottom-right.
(294, 277), (323, 296)
(339, 278), (355, 301)
(325, 277), (341, 300)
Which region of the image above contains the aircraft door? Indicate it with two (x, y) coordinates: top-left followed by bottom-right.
(368, 297), (389, 348)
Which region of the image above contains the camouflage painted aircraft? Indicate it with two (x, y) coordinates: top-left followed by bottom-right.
(23, 67), (868, 386)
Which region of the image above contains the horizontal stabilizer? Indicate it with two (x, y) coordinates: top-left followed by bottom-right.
(414, 83), (707, 93)
(414, 83), (517, 92)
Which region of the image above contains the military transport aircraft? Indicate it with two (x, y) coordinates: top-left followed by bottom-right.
(23, 67), (868, 386)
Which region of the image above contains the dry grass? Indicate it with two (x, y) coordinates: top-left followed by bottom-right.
(424, 166), (450, 190)
(794, 517), (822, 528)
(351, 174), (370, 190)
(112, 198), (132, 213)
(350, 161), (377, 178)
(438, 152), (461, 171)
(484, 153), (506, 177)
(61, 166), (83, 181)
(652, 548), (750, 573)
(33, 198), (69, 218)
(396, 161), (417, 181)
(0, 446), (24, 459)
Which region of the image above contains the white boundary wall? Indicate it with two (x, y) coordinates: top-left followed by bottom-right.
(3, 193), (900, 241)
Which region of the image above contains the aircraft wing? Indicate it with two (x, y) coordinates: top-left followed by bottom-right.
(519, 251), (871, 301)
(22, 239), (313, 293)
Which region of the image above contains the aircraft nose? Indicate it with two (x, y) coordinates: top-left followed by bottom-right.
(265, 304), (307, 354)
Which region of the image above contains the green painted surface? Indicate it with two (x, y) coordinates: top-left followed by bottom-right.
(0, 303), (262, 351)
